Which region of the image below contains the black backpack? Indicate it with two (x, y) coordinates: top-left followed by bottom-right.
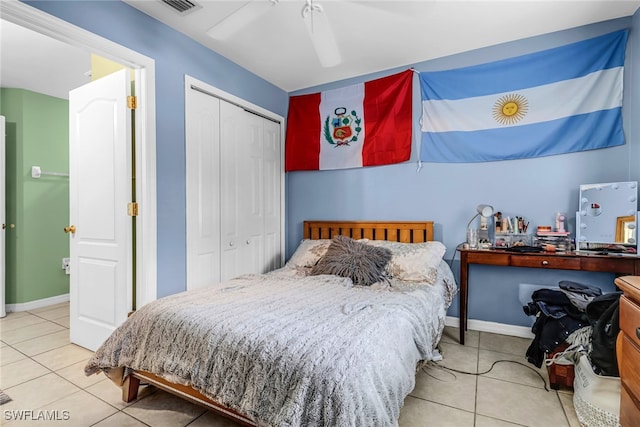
(586, 292), (622, 377)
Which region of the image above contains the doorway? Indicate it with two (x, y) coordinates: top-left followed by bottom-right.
(0, 1), (157, 346)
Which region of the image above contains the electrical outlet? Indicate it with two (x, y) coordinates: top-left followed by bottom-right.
(62, 257), (70, 274)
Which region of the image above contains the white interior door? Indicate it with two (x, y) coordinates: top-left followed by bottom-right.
(185, 89), (221, 290)
(1, 116), (5, 318)
(69, 69), (131, 351)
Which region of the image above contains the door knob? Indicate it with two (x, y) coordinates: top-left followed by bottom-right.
(64, 225), (76, 234)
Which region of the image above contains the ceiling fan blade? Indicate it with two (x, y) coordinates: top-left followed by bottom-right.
(303, 4), (341, 68)
(206, 0), (277, 41)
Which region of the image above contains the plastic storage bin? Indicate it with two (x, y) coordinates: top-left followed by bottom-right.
(494, 233), (531, 248)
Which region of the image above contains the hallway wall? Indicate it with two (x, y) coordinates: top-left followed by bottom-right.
(1, 88), (70, 304)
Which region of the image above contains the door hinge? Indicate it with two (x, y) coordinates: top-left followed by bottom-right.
(127, 202), (139, 217)
(127, 96), (137, 109)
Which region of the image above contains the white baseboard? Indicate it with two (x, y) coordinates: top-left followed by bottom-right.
(5, 294), (70, 313)
(445, 316), (534, 339)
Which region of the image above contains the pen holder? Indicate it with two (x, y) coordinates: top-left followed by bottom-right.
(467, 229), (479, 249)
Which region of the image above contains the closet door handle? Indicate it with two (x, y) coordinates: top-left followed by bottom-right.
(64, 225), (76, 234)
(636, 327), (640, 340)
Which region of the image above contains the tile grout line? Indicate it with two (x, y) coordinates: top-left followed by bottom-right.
(5, 308), (116, 422)
(3, 318), (576, 426)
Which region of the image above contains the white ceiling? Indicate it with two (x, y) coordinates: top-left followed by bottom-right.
(124, 0), (640, 92)
(0, 19), (92, 100)
(1, 1), (639, 99)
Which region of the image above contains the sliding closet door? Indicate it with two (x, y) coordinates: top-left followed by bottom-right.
(185, 90), (221, 290)
(186, 76), (283, 288)
(262, 119), (282, 273)
(220, 101), (265, 281)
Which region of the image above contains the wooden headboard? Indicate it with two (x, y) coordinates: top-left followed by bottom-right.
(303, 221), (434, 243)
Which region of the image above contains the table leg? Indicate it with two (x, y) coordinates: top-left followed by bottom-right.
(459, 251), (469, 345)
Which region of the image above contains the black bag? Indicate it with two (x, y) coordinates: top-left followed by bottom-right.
(586, 292), (622, 376)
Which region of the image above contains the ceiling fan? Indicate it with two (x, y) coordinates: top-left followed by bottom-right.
(206, 0), (341, 68)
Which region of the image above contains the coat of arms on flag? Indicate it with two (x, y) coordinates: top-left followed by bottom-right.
(325, 107), (362, 146)
(419, 30), (628, 163)
(285, 69), (413, 171)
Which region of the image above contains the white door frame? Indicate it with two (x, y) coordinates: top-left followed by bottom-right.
(1, 1), (157, 308)
(1, 116), (5, 318)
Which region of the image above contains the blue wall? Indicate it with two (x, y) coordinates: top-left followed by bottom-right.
(26, 1), (640, 327)
(286, 17), (640, 327)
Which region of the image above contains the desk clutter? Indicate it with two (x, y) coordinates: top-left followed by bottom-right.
(490, 211), (573, 251)
(523, 281), (622, 426)
(492, 211), (530, 248)
(494, 212), (529, 234)
(467, 181), (638, 253)
(533, 227), (572, 252)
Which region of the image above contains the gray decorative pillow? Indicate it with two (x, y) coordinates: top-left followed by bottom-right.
(310, 235), (392, 286)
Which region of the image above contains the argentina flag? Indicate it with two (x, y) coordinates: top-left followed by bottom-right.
(419, 30), (628, 163)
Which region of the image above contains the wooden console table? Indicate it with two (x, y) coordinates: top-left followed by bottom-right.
(457, 248), (640, 344)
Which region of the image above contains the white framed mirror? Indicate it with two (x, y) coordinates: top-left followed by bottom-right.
(577, 181), (638, 254)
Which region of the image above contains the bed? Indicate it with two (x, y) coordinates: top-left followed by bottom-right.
(84, 220), (458, 426)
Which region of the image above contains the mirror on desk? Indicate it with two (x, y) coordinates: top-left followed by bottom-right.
(577, 181), (638, 254)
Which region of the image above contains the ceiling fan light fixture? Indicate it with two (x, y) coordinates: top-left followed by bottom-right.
(301, 0), (322, 19)
(301, 0), (341, 68)
(206, 0), (279, 40)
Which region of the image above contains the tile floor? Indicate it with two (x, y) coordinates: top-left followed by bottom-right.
(0, 302), (581, 426)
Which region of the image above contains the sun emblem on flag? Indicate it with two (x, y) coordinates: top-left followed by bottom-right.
(323, 107), (362, 146)
(492, 93), (529, 125)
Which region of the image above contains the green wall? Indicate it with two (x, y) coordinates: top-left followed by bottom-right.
(1, 88), (70, 304)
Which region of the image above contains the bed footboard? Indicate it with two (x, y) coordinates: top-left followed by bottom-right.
(122, 371), (257, 426)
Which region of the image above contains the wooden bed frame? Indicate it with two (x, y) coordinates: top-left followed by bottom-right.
(121, 220), (435, 425)
(303, 220), (434, 243)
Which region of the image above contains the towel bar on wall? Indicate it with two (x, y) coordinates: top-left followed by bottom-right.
(31, 166), (69, 179)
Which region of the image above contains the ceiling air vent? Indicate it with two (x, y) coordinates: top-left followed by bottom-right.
(161, 0), (202, 15)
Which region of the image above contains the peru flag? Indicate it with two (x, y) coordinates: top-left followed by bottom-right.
(285, 69), (413, 171)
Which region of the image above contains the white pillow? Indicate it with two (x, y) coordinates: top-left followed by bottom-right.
(365, 240), (446, 284)
(285, 239), (333, 269)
